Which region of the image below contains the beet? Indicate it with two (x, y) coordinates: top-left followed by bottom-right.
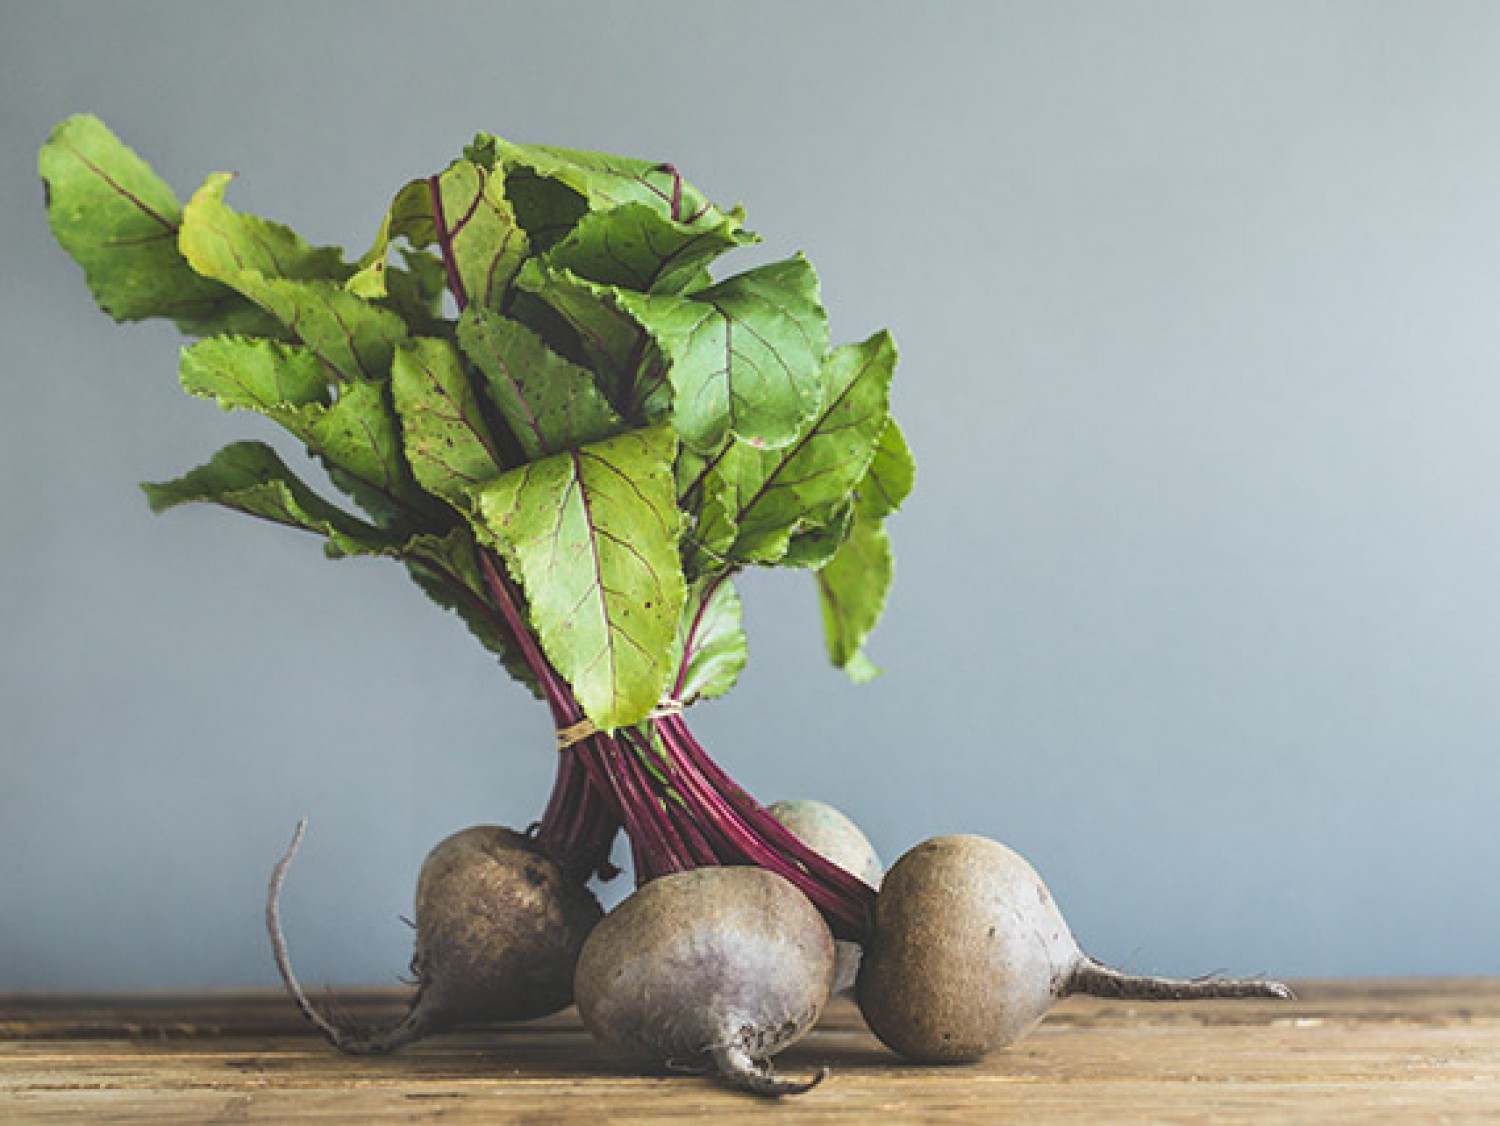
(573, 866), (836, 1097)
(267, 821), (602, 1053)
(767, 798), (882, 993)
(857, 834), (1293, 1062)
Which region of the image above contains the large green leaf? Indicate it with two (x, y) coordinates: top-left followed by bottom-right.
(390, 337), (507, 507)
(709, 329), (896, 564)
(815, 510), (893, 683)
(668, 576), (747, 705)
(456, 306), (622, 461)
(471, 425), (685, 730)
(141, 441), (394, 559)
(38, 115), (274, 336)
(180, 174), (406, 382)
(179, 336), (423, 520)
(148, 445), (534, 684)
(616, 255), (829, 453)
(543, 202), (752, 295)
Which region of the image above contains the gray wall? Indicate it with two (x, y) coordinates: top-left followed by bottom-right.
(5, 0), (1499, 988)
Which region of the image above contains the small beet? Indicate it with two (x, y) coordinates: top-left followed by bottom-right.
(857, 834), (1293, 1062)
(267, 821), (602, 1054)
(574, 866), (836, 1097)
(767, 798), (882, 993)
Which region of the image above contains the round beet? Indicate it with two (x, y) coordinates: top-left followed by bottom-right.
(407, 824), (603, 1024)
(267, 820), (602, 1054)
(857, 834), (1293, 1063)
(574, 866), (836, 1097)
(767, 798), (882, 993)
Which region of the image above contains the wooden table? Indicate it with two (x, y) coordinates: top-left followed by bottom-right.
(3, 980), (1498, 1122)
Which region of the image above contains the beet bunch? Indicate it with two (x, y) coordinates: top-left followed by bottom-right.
(42, 116), (1290, 1099)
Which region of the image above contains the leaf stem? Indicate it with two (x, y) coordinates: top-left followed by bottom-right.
(427, 175), (469, 311)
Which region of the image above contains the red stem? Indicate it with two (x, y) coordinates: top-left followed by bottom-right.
(427, 174), (470, 310)
(651, 717), (870, 940)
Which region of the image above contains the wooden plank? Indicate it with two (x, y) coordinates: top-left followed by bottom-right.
(3, 981), (1499, 1122)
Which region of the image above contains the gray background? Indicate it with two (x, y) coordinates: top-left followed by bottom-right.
(5, 0), (1499, 988)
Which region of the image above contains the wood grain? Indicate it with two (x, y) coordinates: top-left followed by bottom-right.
(3, 981), (1498, 1122)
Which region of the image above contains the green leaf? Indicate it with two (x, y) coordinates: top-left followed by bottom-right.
(668, 576), (748, 705)
(471, 425), (685, 730)
(142, 441), (394, 559)
(487, 139), (747, 234)
(149, 445), (533, 686)
(676, 446), (739, 578)
(349, 178), (436, 297)
(376, 247), (449, 337)
(390, 337), (507, 507)
(179, 336), (422, 521)
(179, 173), (406, 382)
(38, 114), (275, 336)
(179, 172), (347, 281)
(515, 261), (647, 385)
(498, 164), (590, 253)
(711, 329), (896, 564)
(348, 160), (528, 310)
(305, 381), (422, 518)
(179, 335), (329, 413)
(615, 254), (829, 453)
(456, 307), (623, 461)
(544, 202), (752, 295)
(815, 511), (893, 682)
(781, 499), (855, 570)
(859, 417), (916, 520)
(432, 159), (529, 311)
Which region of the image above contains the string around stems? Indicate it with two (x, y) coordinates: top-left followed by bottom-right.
(555, 699), (686, 751)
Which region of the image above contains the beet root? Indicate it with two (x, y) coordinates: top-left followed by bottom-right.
(767, 798), (882, 994)
(574, 866), (836, 1097)
(856, 834), (1294, 1063)
(267, 821), (602, 1054)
